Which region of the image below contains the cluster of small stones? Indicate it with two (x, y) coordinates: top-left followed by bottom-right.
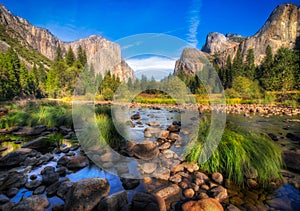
(120, 102), (300, 117)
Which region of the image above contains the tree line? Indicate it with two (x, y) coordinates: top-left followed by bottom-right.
(217, 46), (299, 93)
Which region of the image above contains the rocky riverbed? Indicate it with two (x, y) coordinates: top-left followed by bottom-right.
(0, 105), (299, 210)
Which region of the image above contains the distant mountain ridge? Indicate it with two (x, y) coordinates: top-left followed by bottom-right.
(0, 4), (134, 80)
(202, 3), (300, 65)
(175, 3), (300, 76)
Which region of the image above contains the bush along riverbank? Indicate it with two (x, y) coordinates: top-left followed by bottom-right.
(0, 101), (299, 210)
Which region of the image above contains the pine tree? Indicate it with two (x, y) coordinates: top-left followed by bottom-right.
(245, 49), (255, 80)
(19, 62), (29, 95)
(77, 45), (87, 66)
(225, 55), (233, 88)
(65, 46), (75, 66)
(260, 45), (274, 90)
(232, 49), (244, 79)
(55, 44), (63, 62)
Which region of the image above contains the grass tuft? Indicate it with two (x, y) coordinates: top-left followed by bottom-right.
(186, 117), (283, 187)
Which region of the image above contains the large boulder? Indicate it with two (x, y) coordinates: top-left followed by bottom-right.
(282, 150), (300, 172)
(11, 195), (49, 211)
(64, 178), (110, 211)
(22, 136), (52, 151)
(0, 148), (41, 168)
(181, 198), (224, 211)
(97, 190), (128, 211)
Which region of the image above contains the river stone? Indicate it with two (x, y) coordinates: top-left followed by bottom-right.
(159, 142), (171, 150)
(169, 174), (182, 184)
(64, 178), (110, 211)
(183, 188), (195, 198)
(120, 177), (140, 190)
(158, 130), (169, 140)
(132, 141), (159, 160)
(131, 113), (140, 120)
(56, 181), (73, 200)
(195, 172), (209, 180)
(268, 133), (279, 141)
(67, 156), (89, 170)
(0, 194), (9, 204)
(13, 125), (47, 136)
(212, 172), (223, 184)
(41, 166), (59, 186)
(286, 133), (300, 142)
(227, 204), (241, 211)
(131, 192), (166, 211)
(11, 195), (49, 211)
(153, 167), (170, 181)
(181, 198), (224, 211)
(22, 136), (52, 151)
(0, 171), (27, 190)
(140, 162), (157, 174)
(167, 124), (180, 132)
(7, 187), (19, 197)
(0, 147), (7, 152)
(0, 148), (41, 167)
(282, 150), (300, 172)
(97, 190), (128, 211)
(33, 186), (46, 195)
(25, 180), (42, 190)
(209, 185), (228, 202)
(154, 184), (181, 209)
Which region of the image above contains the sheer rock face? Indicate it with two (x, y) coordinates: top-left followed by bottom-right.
(174, 48), (208, 76)
(202, 32), (240, 55)
(201, 4), (300, 66)
(0, 4), (134, 80)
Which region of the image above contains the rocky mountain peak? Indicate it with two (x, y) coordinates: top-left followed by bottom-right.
(200, 3), (299, 66)
(0, 4), (134, 81)
(174, 48), (208, 75)
(202, 32), (239, 55)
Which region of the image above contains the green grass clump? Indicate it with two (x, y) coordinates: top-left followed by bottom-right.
(0, 101), (72, 128)
(186, 118), (283, 186)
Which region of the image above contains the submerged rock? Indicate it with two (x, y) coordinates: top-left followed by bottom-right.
(64, 178), (110, 211)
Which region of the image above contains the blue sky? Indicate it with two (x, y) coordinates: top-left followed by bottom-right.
(1, 0), (299, 78)
(1, 0), (299, 47)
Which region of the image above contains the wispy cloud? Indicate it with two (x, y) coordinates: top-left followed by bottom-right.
(126, 56), (176, 80)
(38, 23), (103, 42)
(126, 56), (176, 71)
(186, 0), (202, 47)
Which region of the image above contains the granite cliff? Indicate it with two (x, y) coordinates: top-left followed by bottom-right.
(0, 4), (134, 80)
(202, 3), (300, 66)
